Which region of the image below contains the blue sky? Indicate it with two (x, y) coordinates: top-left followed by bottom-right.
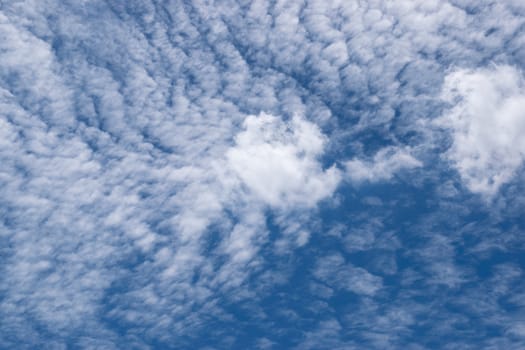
(1, 1), (525, 349)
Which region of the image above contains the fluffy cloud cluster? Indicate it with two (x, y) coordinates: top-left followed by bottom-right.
(438, 65), (525, 196)
(226, 113), (341, 208)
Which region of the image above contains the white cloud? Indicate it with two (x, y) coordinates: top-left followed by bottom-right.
(437, 65), (525, 196)
(345, 147), (422, 183)
(226, 113), (341, 208)
(313, 254), (383, 296)
(1, 0), (525, 348)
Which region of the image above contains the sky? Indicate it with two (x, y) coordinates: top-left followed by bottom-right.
(1, 0), (525, 349)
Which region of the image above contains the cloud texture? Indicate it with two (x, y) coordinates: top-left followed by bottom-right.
(0, 0), (525, 349)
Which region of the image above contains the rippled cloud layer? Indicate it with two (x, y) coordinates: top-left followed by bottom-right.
(1, 1), (525, 349)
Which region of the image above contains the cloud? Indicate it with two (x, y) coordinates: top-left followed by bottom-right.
(437, 65), (525, 196)
(313, 254), (383, 296)
(345, 147), (422, 183)
(226, 113), (341, 208)
(1, 0), (525, 349)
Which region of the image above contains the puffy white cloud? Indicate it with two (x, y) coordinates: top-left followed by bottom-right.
(345, 147), (422, 183)
(226, 113), (341, 208)
(437, 65), (525, 196)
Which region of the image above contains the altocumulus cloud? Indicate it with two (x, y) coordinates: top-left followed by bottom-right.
(0, 0), (525, 349)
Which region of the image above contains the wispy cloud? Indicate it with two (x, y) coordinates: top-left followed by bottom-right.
(345, 147), (422, 184)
